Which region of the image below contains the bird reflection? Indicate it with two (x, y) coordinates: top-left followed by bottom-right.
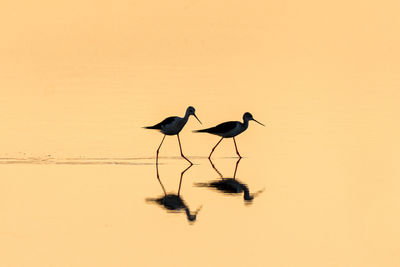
(146, 163), (202, 222)
(195, 158), (264, 204)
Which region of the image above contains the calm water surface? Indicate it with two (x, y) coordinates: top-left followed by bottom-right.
(1, 129), (399, 267)
(1, 79), (399, 267)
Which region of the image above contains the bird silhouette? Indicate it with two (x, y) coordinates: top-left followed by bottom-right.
(146, 164), (202, 222)
(144, 106), (201, 165)
(195, 158), (264, 204)
(194, 112), (264, 158)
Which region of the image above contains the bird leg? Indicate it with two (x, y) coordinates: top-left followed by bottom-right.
(156, 135), (166, 165)
(155, 164), (167, 195)
(208, 157), (223, 178)
(177, 134), (193, 165)
(233, 137), (242, 158)
(209, 137), (224, 159)
(233, 157), (242, 179)
(177, 164), (192, 196)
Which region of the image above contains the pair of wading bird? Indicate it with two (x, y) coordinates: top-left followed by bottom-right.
(144, 106), (265, 163)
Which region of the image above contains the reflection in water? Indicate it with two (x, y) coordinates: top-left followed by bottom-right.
(146, 164), (202, 222)
(195, 158), (264, 204)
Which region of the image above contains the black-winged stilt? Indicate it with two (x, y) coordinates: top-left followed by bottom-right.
(194, 112), (264, 158)
(144, 106), (201, 164)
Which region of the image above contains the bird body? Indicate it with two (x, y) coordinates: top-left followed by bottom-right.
(146, 194), (199, 221)
(155, 194), (187, 211)
(195, 178), (253, 200)
(145, 114), (190, 136)
(147, 194), (190, 212)
(195, 120), (248, 138)
(196, 178), (246, 193)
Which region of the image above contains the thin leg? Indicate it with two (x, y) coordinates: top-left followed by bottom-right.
(156, 135), (166, 165)
(155, 161), (167, 195)
(209, 137), (224, 159)
(233, 157), (242, 179)
(233, 137), (242, 158)
(208, 157), (223, 178)
(177, 164), (192, 196)
(177, 134), (193, 165)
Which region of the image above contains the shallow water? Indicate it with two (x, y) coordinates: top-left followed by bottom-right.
(2, 150), (399, 267)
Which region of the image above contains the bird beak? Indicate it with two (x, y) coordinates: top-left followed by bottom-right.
(195, 205), (203, 214)
(194, 114), (202, 124)
(252, 118), (265, 126)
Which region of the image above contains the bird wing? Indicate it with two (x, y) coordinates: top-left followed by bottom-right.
(196, 121), (238, 134)
(144, 116), (178, 129)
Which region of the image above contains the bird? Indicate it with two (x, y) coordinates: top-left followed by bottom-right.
(194, 112), (264, 158)
(146, 164), (202, 222)
(195, 158), (264, 203)
(144, 106), (201, 164)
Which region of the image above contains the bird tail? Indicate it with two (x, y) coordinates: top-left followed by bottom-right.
(193, 129), (209, 133)
(145, 197), (159, 203)
(193, 182), (210, 187)
(143, 125), (159, 129)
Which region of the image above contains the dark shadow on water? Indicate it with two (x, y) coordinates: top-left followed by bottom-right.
(146, 163), (202, 223)
(195, 158), (264, 205)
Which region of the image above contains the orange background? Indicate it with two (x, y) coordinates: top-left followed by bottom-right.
(1, 1), (399, 266)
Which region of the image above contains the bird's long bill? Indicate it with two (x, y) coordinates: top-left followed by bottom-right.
(253, 118), (265, 126)
(193, 114), (202, 124)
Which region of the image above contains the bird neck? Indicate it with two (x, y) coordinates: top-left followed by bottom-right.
(242, 118), (250, 130)
(184, 207), (195, 221)
(180, 115), (189, 128)
(242, 185), (252, 200)
(183, 111), (191, 121)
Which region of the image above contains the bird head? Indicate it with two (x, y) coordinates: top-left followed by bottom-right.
(243, 112), (265, 126)
(186, 205), (202, 223)
(187, 106), (202, 124)
(244, 188), (266, 205)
